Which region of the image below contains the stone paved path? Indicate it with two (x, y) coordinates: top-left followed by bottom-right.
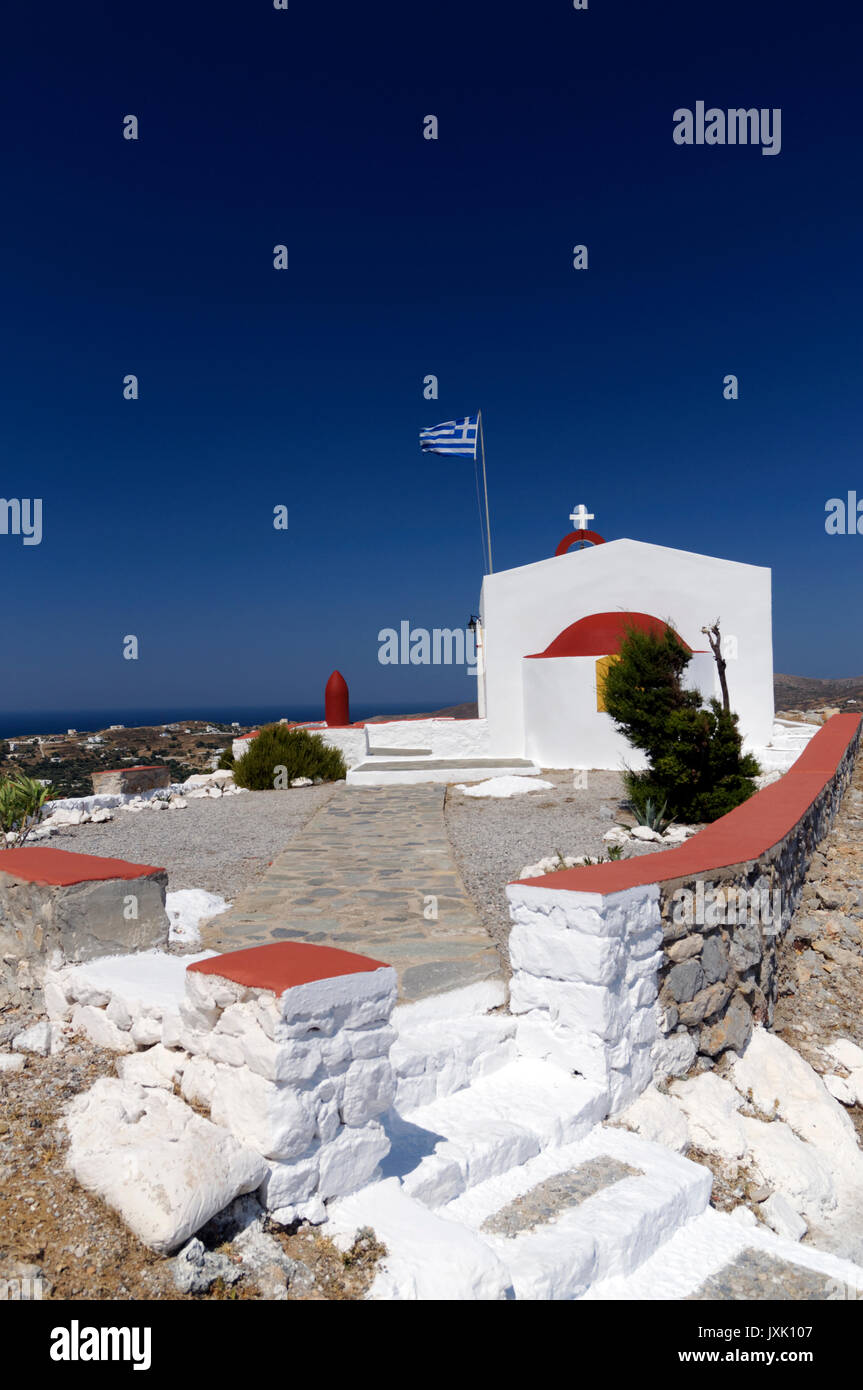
(199, 786), (502, 1002)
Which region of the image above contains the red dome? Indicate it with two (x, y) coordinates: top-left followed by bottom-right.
(526, 611), (693, 659)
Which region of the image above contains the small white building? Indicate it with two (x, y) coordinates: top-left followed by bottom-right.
(478, 531), (774, 770)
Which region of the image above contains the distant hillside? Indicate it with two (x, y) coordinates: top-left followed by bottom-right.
(774, 674), (863, 712)
(366, 702), (479, 722)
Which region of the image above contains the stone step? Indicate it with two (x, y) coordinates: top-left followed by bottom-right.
(384, 1058), (608, 1209)
(347, 759), (540, 786)
(579, 1206), (863, 1301)
(365, 747), (433, 758)
(443, 1127), (712, 1300)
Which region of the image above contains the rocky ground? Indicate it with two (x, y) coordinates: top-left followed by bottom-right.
(773, 757), (863, 1148)
(36, 785), (335, 901)
(663, 749), (863, 1244)
(0, 1010), (383, 1301)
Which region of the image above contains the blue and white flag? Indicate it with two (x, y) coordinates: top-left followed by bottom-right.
(419, 414), (478, 458)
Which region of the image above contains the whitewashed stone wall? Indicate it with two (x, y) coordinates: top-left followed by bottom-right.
(505, 881), (662, 1114)
(49, 953), (398, 1225)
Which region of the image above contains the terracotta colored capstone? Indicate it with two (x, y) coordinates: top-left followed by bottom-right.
(325, 669), (350, 727)
(512, 713), (862, 896)
(527, 611), (697, 660)
(0, 847), (166, 887)
(187, 941), (390, 994)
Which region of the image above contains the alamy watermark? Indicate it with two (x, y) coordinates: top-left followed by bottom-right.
(378, 622), (478, 675)
(825, 492), (863, 534)
(0, 498), (42, 545)
(672, 881), (783, 934)
(673, 103), (781, 157)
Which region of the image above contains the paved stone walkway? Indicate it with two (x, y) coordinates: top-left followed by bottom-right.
(199, 786), (502, 1002)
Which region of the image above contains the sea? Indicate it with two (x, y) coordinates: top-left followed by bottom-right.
(0, 705), (434, 739)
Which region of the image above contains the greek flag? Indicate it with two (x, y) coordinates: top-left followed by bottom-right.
(419, 414), (478, 458)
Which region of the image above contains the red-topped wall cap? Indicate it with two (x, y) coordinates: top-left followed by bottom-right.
(187, 941), (390, 994)
(511, 713), (861, 896)
(0, 848), (166, 886)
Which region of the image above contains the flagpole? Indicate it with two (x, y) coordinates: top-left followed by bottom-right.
(478, 410), (493, 574)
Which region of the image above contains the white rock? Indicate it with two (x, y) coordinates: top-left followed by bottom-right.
(740, 1115), (836, 1221)
(90, 808), (114, 823)
(71, 1005), (137, 1054)
(131, 1015), (164, 1048)
(827, 1038), (863, 1073)
(661, 825), (696, 842)
(180, 1055), (219, 1108)
(616, 1085), (689, 1153)
(13, 1020), (65, 1056)
(761, 1192), (807, 1242)
(327, 1178), (512, 1300)
(166, 888), (230, 948)
(728, 1205), (759, 1229)
(43, 981), (73, 1021)
(290, 777), (313, 788)
(0, 1053), (26, 1073)
(669, 1072), (747, 1160)
(651, 1029), (697, 1080)
(630, 825), (663, 842)
(730, 1028), (863, 1178)
(825, 1074), (856, 1105)
(209, 770), (234, 785)
(456, 776), (555, 799)
(65, 1077), (268, 1254)
(260, 1152), (320, 1211)
(602, 827), (630, 843)
(206, 787), (222, 798)
(105, 995), (132, 1031)
(168, 796), (188, 809)
(47, 808), (89, 826)
(117, 1044), (187, 1089)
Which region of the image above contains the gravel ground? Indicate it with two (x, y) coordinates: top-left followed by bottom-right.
(38, 786), (336, 901)
(444, 769), (681, 964)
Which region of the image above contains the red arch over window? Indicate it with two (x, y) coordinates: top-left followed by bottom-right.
(526, 611), (693, 659)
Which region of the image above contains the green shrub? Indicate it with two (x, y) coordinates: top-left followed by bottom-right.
(0, 772), (55, 846)
(232, 725), (346, 790)
(604, 623), (760, 824)
(217, 747), (235, 770)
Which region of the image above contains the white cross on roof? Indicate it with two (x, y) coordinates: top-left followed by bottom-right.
(569, 503), (595, 531)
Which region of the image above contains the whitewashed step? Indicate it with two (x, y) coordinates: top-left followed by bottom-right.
(580, 1206), (863, 1301)
(347, 758), (540, 787)
(466, 1127), (712, 1300)
(385, 1059), (608, 1209)
(391, 1012), (517, 1112)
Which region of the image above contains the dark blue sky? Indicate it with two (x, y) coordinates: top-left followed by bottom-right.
(2, 0), (861, 719)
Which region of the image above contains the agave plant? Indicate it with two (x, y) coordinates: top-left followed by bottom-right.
(0, 772), (55, 847)
(627, 796), (674, 836)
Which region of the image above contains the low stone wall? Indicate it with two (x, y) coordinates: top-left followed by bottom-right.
(654, 716), (862, 1075)
(0, 848), (169, 1005)
(91, 766), (171, 795)
(509, 713), (863, 1099)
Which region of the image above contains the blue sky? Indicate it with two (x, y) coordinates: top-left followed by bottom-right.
(1, 0), (861, 719)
